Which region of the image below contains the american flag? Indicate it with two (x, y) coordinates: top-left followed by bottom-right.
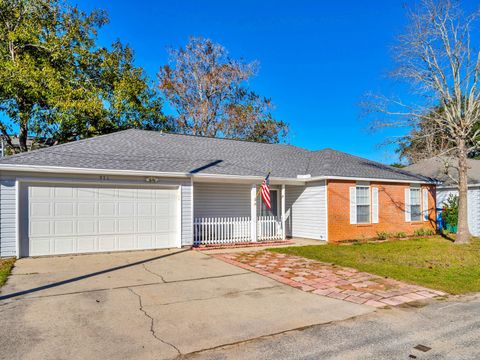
(261, 172), (271, 209)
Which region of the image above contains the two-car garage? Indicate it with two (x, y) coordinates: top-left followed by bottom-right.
(19, 183), (180, 257)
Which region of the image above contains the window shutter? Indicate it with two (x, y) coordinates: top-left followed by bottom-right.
(350, 187), (356, 224)
(405, 188), (411, 222)
(372, 187), (379, 224)
(423, 188), (429, 221)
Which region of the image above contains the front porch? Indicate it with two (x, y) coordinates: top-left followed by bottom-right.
(191, 180), (328, 246)
(193, 183), (287, 246)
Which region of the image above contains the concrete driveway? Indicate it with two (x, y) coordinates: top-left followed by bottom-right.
(0, 249), (372, 360)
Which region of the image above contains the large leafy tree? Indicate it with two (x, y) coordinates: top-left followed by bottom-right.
(0, 0), (166, 152)
(158, 37), (287, 143)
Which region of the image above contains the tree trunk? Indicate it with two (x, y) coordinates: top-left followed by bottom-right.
(18, 122), (28, 152)
(455, 140), (471, 244)
(17, 104), (30, 152)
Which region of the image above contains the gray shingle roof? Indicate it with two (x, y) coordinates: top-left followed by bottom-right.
(0, 129), (433, 182)
(405, 157), (480, 186)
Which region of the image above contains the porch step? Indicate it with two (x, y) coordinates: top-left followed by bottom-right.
(192, 240), (294, 250)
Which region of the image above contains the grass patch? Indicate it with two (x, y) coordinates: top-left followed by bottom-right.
(0, 258), (15, 287)
(270, 236), (480, 294)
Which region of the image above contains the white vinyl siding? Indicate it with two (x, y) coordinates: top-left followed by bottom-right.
(437, 186), (480, 236)
(194, 183), (251, 218)
(285, 181), (327, 241)
(0, 180), (17, 257)
(181, 182), (193, 246)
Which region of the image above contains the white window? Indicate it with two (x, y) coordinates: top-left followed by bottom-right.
(410, 188), (421, 221)
(356, 186), (370, 224)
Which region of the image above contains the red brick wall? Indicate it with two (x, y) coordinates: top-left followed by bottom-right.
(327, 180), (436, 242)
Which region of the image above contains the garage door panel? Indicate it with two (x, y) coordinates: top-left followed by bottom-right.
(54, 237), (75, 254)
(99, 203), (116, 216)
(119, 202), (135, 216)
(31, 221), (51, 236)
(138, 219), (154, 232)
(30, 238), (51, 255)
(54, 187), (74, 198)
(118, 235), (135, 250)
(155, 234), (175, 248)
(54, 221), (74, 235)
(78, 203), (96, 217)
(138, 203), (154, 216)
(77, 188), (96, 199)
(156, 203), (174, 216)
(55, 203), (74, 216)
(78, 220), (95, 234)
(138, 234), (154, 248)
(118, 219), (135, 233)
(26, 184), (179, 256)
(138, 189), (155, 200)
(156, 218), (177, 232)
(98, 236), (115, 250)
(77, 237), (96, 252)
(99, 188), (116, 199)
(31, 202), (51, 217)
(98, 219), (115, 234)
(31, 187), (51, 198)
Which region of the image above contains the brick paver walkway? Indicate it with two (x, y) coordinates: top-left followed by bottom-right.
(213, 251), (446, 308)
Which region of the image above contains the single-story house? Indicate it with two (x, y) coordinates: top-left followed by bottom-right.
(0, 129), (436, 257)
(405, 157), (480, 236)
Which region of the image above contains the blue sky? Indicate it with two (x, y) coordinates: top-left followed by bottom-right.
(51, 1), (427, 162)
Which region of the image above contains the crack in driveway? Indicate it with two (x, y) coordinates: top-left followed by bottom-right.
(127, 287), (182, 357)
(0, 272), (252, 302)
(142, 264), (166, 282)
(152, 285), (283, 307)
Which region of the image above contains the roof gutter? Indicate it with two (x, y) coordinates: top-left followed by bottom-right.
(0, 164), (440, 185)
(303, 175), (440, 185)
(0, 164), (190, 179)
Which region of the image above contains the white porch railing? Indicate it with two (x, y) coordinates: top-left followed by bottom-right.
(257, 216), (283, 241)
(193, 216), (283, 245)
(193, 217), (251, 245)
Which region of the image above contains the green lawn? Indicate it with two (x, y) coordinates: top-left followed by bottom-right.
(270, 236), (480, 294)
(0, 258), (15, 287)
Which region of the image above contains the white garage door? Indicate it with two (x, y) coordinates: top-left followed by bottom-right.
(25, 184), (179, 256)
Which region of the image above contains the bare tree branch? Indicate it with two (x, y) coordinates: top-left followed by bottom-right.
(363, 0), (480, 244)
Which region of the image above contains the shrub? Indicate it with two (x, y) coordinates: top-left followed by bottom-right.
(414, 228), (435, 237)
(442, 194), (459, 228)
(393, 231), (407, 238)
(377, 231), (390, 240)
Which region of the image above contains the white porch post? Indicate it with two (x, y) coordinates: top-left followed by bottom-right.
(281, 184), (286, 240)
(251, 184), (257, 242)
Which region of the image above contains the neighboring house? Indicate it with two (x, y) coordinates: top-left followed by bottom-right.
(0, 129), (436, 257)
(405, 157), (480, 236)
